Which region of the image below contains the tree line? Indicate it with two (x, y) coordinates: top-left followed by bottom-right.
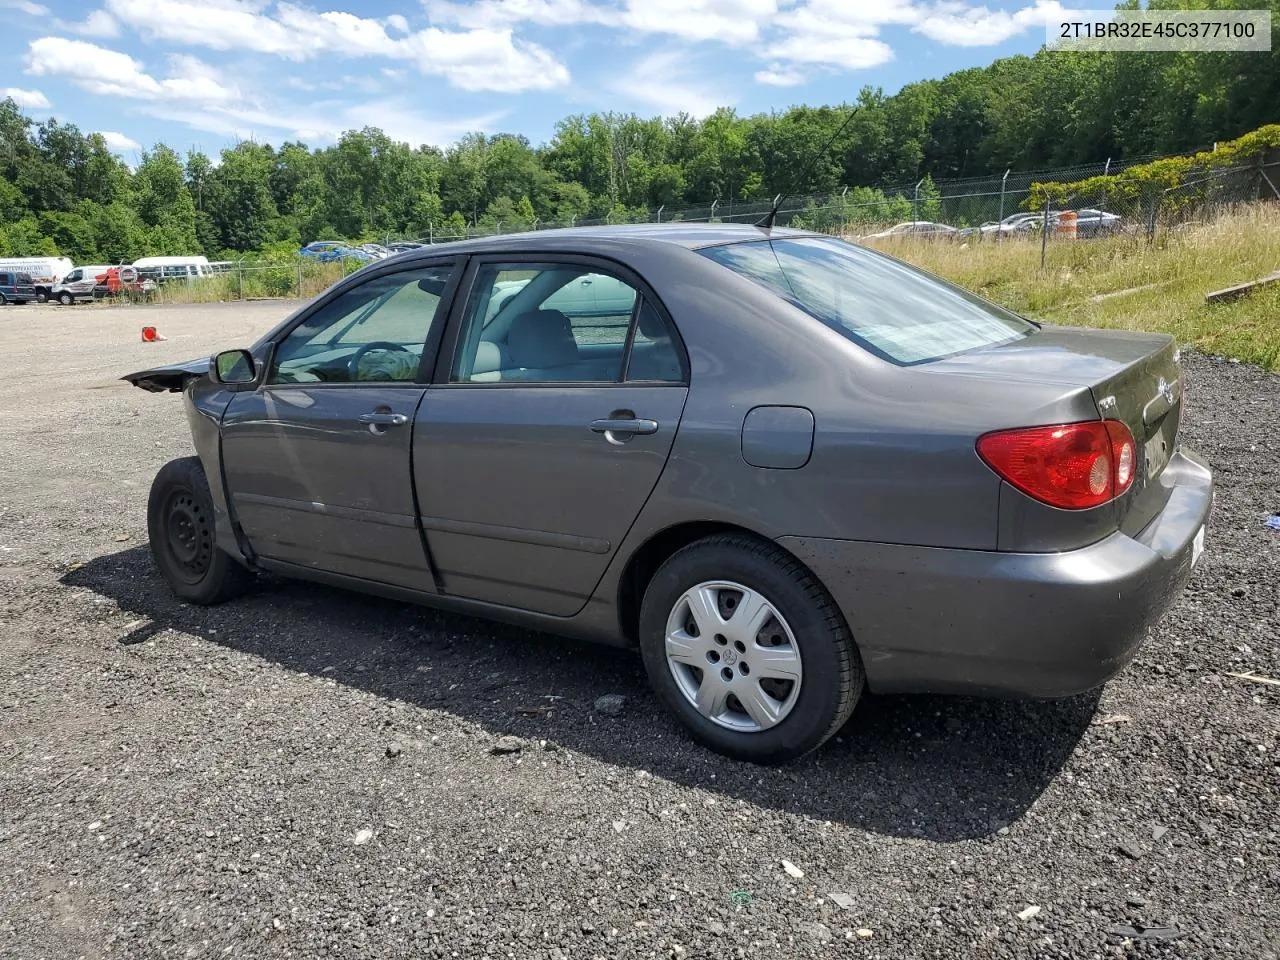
(2, 20), (1277, 264)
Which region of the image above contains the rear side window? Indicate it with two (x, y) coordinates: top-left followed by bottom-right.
(452, 262), (683, 384)
(700, 237), (1032, 365)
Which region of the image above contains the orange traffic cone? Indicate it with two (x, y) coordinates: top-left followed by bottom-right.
(141, 326), (167, 342)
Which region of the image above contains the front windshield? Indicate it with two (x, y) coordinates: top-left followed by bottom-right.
(700, 237), (1032, 365)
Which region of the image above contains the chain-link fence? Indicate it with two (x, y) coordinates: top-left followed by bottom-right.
(145, 257), (352, 304)
(139, 151), (1280, 302)
(383, 153), (1221, 245)
(1015, 160), (1280, 268)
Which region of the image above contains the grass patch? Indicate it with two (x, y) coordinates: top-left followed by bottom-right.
(863, 204), (1280, 371)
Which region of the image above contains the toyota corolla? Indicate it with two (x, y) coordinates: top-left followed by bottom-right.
(125, 225), (1213, 763)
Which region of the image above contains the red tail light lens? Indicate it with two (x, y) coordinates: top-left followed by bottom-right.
(977, 420), (1137, 510)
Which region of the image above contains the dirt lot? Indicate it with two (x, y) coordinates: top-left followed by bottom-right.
(1, 301), (1277, 959)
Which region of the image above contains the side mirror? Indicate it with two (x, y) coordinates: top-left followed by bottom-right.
(211, 349), (256, 385)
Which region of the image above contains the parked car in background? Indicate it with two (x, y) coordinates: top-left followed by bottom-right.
(134, 256), (213, 282)
(1072, 208), (1123, 237)
(967, 212), (1045, 239)
(387, 241), (427, 253)
(123, 224), (1212, 764)
(50, 264), (116, 304)
(298, 241), (374, 263)
(359, 243), (393, 260)
(862, 221), (959, 241)
(0, 270), (37, 304)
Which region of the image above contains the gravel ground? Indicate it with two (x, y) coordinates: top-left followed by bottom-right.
(0, 301), (1277, 959)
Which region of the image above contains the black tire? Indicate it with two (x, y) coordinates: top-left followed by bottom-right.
(58, 292), (73, 305)
(147, 457), (254, 605)
(0, 293), (7, 306)
(638, 534), (863, 764)
(35, 290), (48, 303)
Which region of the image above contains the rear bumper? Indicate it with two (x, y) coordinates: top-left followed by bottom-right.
(780, 448), (1213, 698)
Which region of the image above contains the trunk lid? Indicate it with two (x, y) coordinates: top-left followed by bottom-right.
(929, 324), (1183, 533)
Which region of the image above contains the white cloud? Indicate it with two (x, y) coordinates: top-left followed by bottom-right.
(97, 130), (141, 151)
(428, 0), (1051, 81)
(2, 87), (51, 108)
(105, 0), (316, 57)
(25, 37), (238, 102)
(102, 0), (569, 91)
(428, 0), (776, 45)
(425, 0), (614, 30)
(73, 9), (121, 36)
(608, 50), (732, 119)
(0, 0), (50, 15)
(621, 0), (777, 45)
(400, 27), (568, 91)
(384, 12), (409, 32)
(914, 0), (1062, 47)
(754, 66), (805, 87)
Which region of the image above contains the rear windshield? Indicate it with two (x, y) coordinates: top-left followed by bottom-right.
(700, 237), (1032, 365)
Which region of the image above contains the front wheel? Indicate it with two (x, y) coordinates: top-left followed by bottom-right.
(638, 535), (863, 764)
(147, 457), (254, 605)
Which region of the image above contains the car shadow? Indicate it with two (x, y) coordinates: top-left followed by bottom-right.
(62, 547), (1099, 842)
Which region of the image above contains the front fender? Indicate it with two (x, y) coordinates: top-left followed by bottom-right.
(184, 377), (251, 566)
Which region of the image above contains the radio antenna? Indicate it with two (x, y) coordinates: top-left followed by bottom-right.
(757, 106), (858, 230)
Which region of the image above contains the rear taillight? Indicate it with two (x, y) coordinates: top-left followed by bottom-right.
(977, 420), (1136, 510)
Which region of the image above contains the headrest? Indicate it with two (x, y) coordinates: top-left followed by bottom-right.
(507, 310), (578, 369)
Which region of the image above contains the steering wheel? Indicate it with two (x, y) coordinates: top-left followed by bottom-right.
(348, 341), (412, 380)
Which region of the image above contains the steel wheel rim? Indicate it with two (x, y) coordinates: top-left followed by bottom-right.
(163, 490), (213, 583)
(664, 580), (803, 733)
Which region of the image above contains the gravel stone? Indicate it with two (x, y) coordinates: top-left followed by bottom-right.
(0, 307), (1277, 959)
(828, 892), (855, 910)
(490, 735), (524, 754)
(594, 694), (627, 716)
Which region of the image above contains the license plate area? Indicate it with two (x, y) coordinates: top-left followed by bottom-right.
(1143, 421), (1173, 481)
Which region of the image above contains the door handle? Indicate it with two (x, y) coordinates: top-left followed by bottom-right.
(358, 412), (408, 426)
(590, 417), (658, 437)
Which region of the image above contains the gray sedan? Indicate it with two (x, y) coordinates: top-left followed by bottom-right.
(125, 225), (1212, 763)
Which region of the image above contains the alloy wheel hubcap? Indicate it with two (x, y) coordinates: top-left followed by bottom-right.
(664, 580), (803, 733)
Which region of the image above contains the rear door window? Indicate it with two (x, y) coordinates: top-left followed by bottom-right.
(451, 262), (684, 384)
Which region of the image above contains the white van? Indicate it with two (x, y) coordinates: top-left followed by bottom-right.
(133, 255), (212, 283)
(0, 256), (73, 300)
(50, 265), (115, 304)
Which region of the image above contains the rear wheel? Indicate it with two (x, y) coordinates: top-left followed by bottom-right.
(58, 291), (73, 305)
(147, 457), (254, 605)
(638, 535), (862, 764)
(0, 293), (7, 306)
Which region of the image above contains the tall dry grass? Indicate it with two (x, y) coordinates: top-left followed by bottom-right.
(861, 203), (1280, 370)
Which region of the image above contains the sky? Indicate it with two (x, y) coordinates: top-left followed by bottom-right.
(0, 0), (1065, 160)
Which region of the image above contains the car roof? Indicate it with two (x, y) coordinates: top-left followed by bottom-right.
(394, 223), (820, 257)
